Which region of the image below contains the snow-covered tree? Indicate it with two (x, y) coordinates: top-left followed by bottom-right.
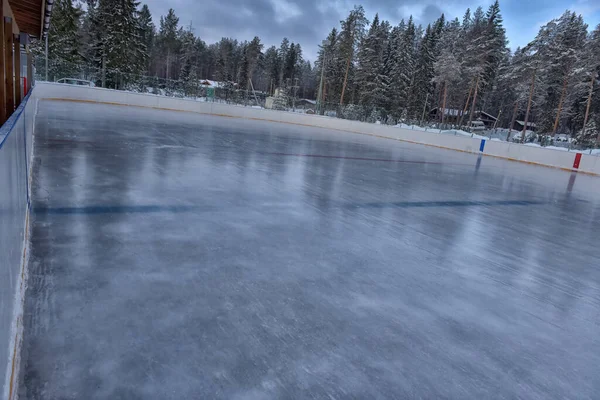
(337, 6), (368, 105)
(84, 0), (147, 88)
(389, 17), (416, 118)
(356, 15), (389, 113)
(536, 11), (587, 134)
(138, 4), (154, 73)
(156, 9), (180, 80)
(42, 0), (83, 81)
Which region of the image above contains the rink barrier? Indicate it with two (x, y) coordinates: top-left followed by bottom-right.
(1, 89), (35, 400)
(32, 83), (600, 176)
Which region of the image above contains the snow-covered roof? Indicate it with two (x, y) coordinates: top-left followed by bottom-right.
(479, 111), (497, 121)
(516, 120), (537, 128)
(436, 108), (461, 116)
(199, 79), (226, 88)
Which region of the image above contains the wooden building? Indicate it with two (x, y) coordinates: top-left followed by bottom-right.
(0, 0), (53, 124)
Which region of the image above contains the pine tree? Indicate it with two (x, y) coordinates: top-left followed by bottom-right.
(298, 61), (316, 99)
(571, 24), (600, 141)
(356, 15), (388, 112)
(337, 6), (368, 105)
(535, 11), (587, 134)
(408, 21), (443, 121)
(472, 6), (485, 31)
(262, 46), (280, 94)
(433, 49), (461, 125)
(42, 0), (83, 81)
(179, 27), (197, 94)
(283, 43), (299, 84)
(214, 38), (235, 83)
(278, 38), (290, 87)
(245, 37), (263, 86)
(157, 9), (180, 80)
(315, 28), (343, 105)
(87, 0), (146, 89)
(462, 8), (472, 31)
(389, 16), (416, 118)
(138, 4), (154, 73)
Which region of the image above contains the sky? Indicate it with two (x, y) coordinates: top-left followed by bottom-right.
(141, 0), (600, 61)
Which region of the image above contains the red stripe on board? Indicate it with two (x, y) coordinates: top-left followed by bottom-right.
(573, 153), (582, 169)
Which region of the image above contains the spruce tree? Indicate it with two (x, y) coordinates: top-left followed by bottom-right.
(337, 6), (368, 105)
(157, 9), (180, 80)
(43, 0), (83, 81)
(138, 4), (154, 73)
(389, 16), (416, 118)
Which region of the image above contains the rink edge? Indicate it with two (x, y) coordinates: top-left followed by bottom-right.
(40, 98), (600, 177)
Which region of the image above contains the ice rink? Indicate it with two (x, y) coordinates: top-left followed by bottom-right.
(20, 100), (600, 398)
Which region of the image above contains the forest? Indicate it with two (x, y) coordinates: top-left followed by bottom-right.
(41, 0), (600, 144)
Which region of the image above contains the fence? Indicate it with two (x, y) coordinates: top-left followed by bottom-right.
(31, 82), (600, 173)
(0, 89), (35, 399)
(35, 57), (600, 154)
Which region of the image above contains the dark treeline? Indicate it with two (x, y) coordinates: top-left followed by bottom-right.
(41, 0), (600, 143)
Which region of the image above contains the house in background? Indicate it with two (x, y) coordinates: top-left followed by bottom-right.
(429, 108), (497, 128)
(514, 120), (537, 132)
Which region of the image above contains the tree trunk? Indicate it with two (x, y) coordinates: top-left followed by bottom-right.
(467, 76), (480, 131)
(340, 33), (354, 106)
(583, 74), (595, 141)
(437, 83), (444, 123)
(552, 76), (569, 136)
(458, 80), (474, 129)
(521, 69), (536, 143)
(166, 50), (170, 80)
(441, 82), (448, 128)
(507, 100), (518, 141)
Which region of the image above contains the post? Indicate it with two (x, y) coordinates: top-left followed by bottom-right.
(521, 68), (536, 143)
(14, 34), (21, 105)
(493, 109), (502, 130)
(5, 17), (14, 117)
(420, 92), (429, 127)
(467, 75), (480, 131)
(26, 51), (32, 93)
(492, 108), (502, 139)
(0, 6), (5, 123)
(45, 34), (48, 81)
(249, 78), (259, 107)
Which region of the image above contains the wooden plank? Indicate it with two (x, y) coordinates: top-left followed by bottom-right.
(14, 35), (21, 104)
(11, 0), (43, 37)
(4, 17), (13, 117)
(0, 6), (5, 123)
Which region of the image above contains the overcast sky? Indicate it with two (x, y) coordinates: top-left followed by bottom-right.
(141, 0), (600, 61)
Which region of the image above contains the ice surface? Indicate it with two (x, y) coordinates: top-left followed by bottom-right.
(20, 100), (600, 399)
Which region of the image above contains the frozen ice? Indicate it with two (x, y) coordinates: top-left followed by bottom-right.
(19, 100), (600, 399)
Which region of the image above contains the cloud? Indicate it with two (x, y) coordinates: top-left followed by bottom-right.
(139, 0), (600, 61)
(141, 0), (460, 60)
